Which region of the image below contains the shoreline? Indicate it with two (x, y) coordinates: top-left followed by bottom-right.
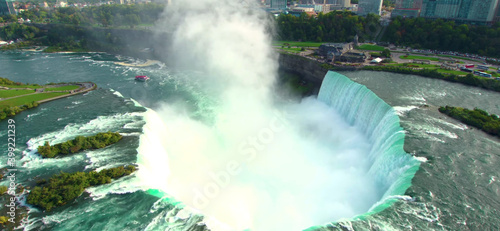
(0, 82), (97, 121)
(278, 52), (500, 93)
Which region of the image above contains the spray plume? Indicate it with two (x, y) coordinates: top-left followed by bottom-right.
(137, 0), (389, 230)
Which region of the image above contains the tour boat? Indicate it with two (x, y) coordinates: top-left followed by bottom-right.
(135, 75), (149, 81)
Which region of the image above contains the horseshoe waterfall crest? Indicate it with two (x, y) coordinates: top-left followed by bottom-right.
(317, 71), (421, 217)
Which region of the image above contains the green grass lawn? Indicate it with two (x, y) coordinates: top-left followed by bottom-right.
(383, 63), (466, 75)
(273, 41), (323, 47)
(356, 44), (385, 51)
(385, 63), (439, 68)
(279, 47), (303, 53)
(0, 92), (69, 109)
(0, 89), (36, 98)
(400, 55), (440, 61)
(436, 54), (476, 61)
(436, 69), (467, 75)
(45, 85), (80, 91)
(485, 71), (500, 77)
(1, 84), (41, 89)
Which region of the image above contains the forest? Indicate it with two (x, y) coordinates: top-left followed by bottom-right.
(276, 11), (381, 42)
(2, 3), (164, 28)
(27, 165), (137, 211)
(382, 17), (500, 58)
(438, 106), (500, 137)
(37, 132), (123, 158)
(363, 66), (500, 92)
(2, 3), (500, 58)
(276, 12), (500, 58)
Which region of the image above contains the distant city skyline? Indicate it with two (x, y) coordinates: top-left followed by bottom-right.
(395, 0), (422, 9)
(420, 0), (499, 24)
(0, 0), (15, 15)
(357, 0), (383, 16)
(270, 0), (287, 9)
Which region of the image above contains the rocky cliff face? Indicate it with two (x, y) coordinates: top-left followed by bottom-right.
(278, 53), (328, 84)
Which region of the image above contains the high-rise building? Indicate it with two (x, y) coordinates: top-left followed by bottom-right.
(395, 0), (422, 9)
(357, 0), (383, 16)
(495, 2), (500, 22)
(421, 0), (499, 24)
(270, 0), (287, 9)
(0, 0), (15, 15)
(392, 0), (422, 18)
(327, 0), (350, 7)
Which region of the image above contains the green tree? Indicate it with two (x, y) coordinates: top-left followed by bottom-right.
(381, 48), (391, 58)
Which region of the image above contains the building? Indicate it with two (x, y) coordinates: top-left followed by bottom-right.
(296, 4), (324, 12)
(328, 0), (351, 10)
(318, 43), (353, 61)
(357, 0), (383, 16)
(395, 0), (422, 9)
(0, 0), (15, 15)
(421, 0), (499, 24)
(289, 6), (317, 16)
(392, 8), (421, 18)
(270, 0), (287, 9)
(327, 0), (350, 7)
(392, 0), (422, 18)
(496, 3), (500, 22)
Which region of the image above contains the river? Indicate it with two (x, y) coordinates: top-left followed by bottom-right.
(0, 51), (499, 230)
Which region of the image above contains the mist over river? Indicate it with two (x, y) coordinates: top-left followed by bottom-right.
(0, 50), (498, 230)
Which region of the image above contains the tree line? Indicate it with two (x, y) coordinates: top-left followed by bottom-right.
(438, 106), (500, 137)
(27, 165), (137, 211)
(38, 132), (123, 158)
(362, 66), (500, 93)
(276, 12), (500, 58)
(6, 3), (164, 28)
(276, 11), (381, 42)
(382, 17), (500, 58)
(3, 4), (499, 59)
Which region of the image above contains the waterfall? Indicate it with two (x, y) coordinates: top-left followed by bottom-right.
(317, 71), (420, 215)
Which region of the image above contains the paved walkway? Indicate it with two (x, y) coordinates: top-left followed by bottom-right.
(0, 82), (96, 103)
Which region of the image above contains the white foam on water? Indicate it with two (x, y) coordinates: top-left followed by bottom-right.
(393, 105), (419, 117)
(85, 173), (141, 201)
(401, 95), (427, 104)
(489, 176), (497, 185)
(84, 148), (120, 170)
(424, 126), (458, 139)
(23, 113), (141, 168)
(415, 156), (428, 162)
(430, 116), (468, 130)
(130, 98), (144, 108)
(110, 88), (125, 98)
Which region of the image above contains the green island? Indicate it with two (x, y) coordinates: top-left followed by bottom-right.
(37, 132), (123, 158)
(438, 106), (500, 137)
(27, 165), (137, 211)
(0, 77), (96, 120)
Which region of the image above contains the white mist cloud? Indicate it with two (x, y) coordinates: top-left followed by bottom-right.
(137, 0), (384, 230)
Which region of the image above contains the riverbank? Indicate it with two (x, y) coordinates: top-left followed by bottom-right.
(0, 79), (97, 121)
(278, 52), (500, 93)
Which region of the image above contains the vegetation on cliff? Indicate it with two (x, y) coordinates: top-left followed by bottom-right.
(0, 23), (40, 41)
(37, 132), (123, 158)
(15, 4), (163, 28)
(276, 11), (499, 58)
(362, 66), (500, 93)
(438, 106), (500, 137)
(276, 11), (380, 42)
(383, 17), (500, 58)
(27, 165), (137, 211)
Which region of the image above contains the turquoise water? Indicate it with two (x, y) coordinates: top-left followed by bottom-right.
(0, 51), (499, 230)
(318, 72), (420, 217)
